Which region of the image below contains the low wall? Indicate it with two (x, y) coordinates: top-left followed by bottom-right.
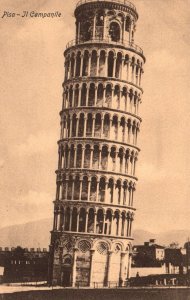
(131, 265), (166, 277)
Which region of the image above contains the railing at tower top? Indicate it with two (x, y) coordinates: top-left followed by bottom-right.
(66, 38), (143, 55)
(76, 0), (137, 12)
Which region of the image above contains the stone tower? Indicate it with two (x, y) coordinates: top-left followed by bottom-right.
(49, 0), (145, 287)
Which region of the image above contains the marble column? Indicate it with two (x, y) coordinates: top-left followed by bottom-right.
(72, 248), (78, 287)
(89, 249), (95, 287)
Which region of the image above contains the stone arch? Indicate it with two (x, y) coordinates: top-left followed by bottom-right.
(103, 114), (110, 138)
(82, 50), (89, 76)
(125, 16), (131, 32)
(92, 145), (99, 169)
(90, 50), (97, 76)
(71, 207), (78, 232)
(70, 53), (75, 78)
(115, 52), (122, 79)
(84, 144), (91, 168)
(96, 209), (104, 234)
(104, 209), (112, 235)
(74, 84), (79, 107)
(72, 114), (77, 137)
(67, 175), (73, 200)
(105, 84), (112, 107)
(88, 83), (95, 106)
(75, 51), (81, 77)
(69, 85), (73, 108)
(97, 83), (104, 106)
(94, 113), (101, 137)
(81, 83), (87, 106)
(113, 85), (120, 109)
(86, 113), (93, 136)
(80, 19), (92, 42)
(90, 176), (97, 202)
(101, 145), (108, 170)
(79, 208), (86, 232)
(74, 175), (80, 200)
(65, 207), (70, 231)
(76, 144), (82, 168)
(78, 113), (84, 137)
(109, 21), (121, 42)
(99, 177), (106, 202)
(81, 176), (88, 201)
(108, 51), (114, 77)
(87, 208), (95, 233)
(99, 50), (106, 76)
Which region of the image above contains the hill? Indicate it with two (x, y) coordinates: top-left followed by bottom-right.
(0, 219), (189, 248)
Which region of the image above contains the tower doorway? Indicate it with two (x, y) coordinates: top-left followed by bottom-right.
(61, 266), (72, 287)
(61, 256), (72, 287)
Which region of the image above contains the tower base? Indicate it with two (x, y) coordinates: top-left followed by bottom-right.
(50, 233), (132, 287)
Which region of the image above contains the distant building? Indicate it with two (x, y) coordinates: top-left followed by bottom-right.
(133, 239), (165, 266)
(0, 246), (48, 283)
(131, 240), (186, 278)
(184, 241), (190, 274)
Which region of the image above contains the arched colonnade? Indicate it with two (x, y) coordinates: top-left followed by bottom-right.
(56, 174), (136, 207)
(54, 205), (134, 238)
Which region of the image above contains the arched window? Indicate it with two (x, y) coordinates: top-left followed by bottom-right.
(70, 145), (75, 168)
(87, 208), (95, 233)
(99, 50), (106, 76)
(99, 177), (106, 202)
(81, 84), (87, 106)
(79, 208), (86, 232)
(103, 114), (110, 138)
(74, 176), (80, 200)
(67, 175), (73, 200)
(81, 176), (88, 201)
(65, 207), (70, 231)
(69, 86), (73, 107)
(125, 16), (131, 32)
(115, 53), (122, 78)
(92, 145), (99, 169)
(104, 210), (112, 235)
(94, 114), (101, 137)
(82, 51), (89, 76)
(76, 145), (82, 168)
(72, 114), (77, 137)
(84, 145), (91, 168)
(108, 178), (114, 203)
(75, 52), (81, 77)
(71, 208), (78, 231)
(86, 114), (93, 137)
(88, 83), (95, 106)
(70, 53), (75, 78)
(108, 52), (114, 77)
(96, 11), (104, 39)
(97, 83), (104, 106)
(96, 209), (104, 234)
(80, 20), (92, 41)
(74, 85), (79, 107)
(101, 146), (108, 170)
(90, 176), (97, 201)
(90, 50), (97, 76)
(109, 22), (121, 42)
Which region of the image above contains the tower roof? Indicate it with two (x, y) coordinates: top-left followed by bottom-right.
(76, 0), (137, 13)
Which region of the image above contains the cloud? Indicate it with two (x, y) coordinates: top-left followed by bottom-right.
(11, 130), (57, 157)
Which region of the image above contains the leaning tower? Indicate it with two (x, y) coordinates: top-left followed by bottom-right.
(49, 0), (145, 287)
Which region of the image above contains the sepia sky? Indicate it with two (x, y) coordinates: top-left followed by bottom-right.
(0, 0), (189, 234)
